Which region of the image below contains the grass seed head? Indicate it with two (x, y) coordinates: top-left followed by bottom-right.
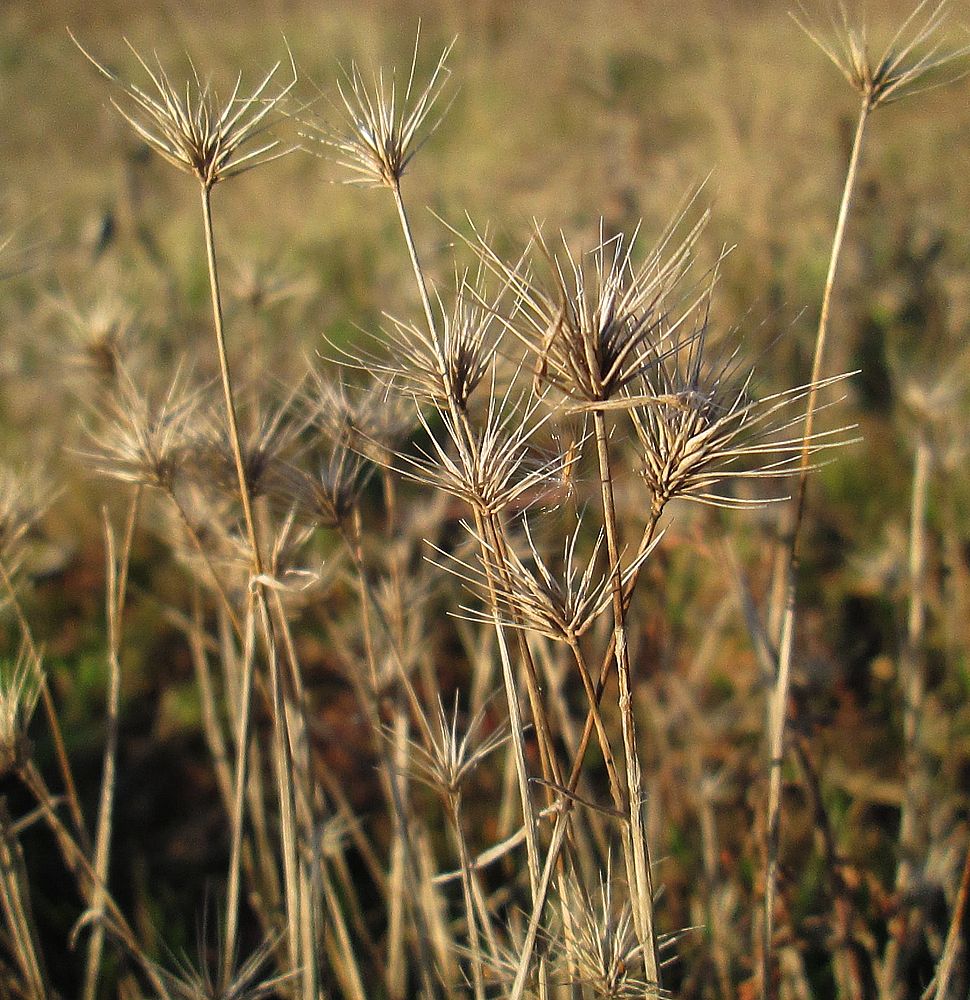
(557, 866), (664, 1000)
(72, 32), (297, 190)
(395, 367), (567, 515)
(306, 26), (454, 188)
(0, 467), (48, 570)
(403, 692), (509, 797)
(82, 364), (204, 492)
(631, 308), (854, 515)
(463, 209), (708, 404)
(792, 0), (970, 110)
(0, 646), (42, 777)
(435, 513), (658, 642)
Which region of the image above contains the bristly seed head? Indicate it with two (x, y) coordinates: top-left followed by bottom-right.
(304, 25), (454, 188)
(630, 306), (855, 515)
(0, 645), (42, 777)
(401, 692), (509, 797)
(81, 364), (203, 492)
(792, 0), (970, 110)
(462, 207), (709, 404)
(71, 32), (297, 190)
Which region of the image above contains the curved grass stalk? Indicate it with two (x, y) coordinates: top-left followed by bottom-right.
(763, 93), (869, 997)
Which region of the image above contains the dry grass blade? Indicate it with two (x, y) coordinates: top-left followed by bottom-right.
(791, 0), (970, 108)
(70, 31), (298, 188)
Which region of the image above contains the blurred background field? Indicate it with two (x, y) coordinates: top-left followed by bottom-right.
(1, 0), (969, 996)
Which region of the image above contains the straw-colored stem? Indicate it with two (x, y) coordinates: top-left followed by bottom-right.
(222, 588), (258, 989)
(447, 791), (486, 1000)
(18, 761), (172, 999)
(882, 433), (932, 1000)
(392, 180), (437, 341)
(592, 408), (659, 987)
(82, 491), (141, 1000)
(0, 800), (50, 999)
(764, 94), (869, 998)
(472, 507), (541, 897)
(484, 514), (563, 791)
(166, 487), (243, 637)
(200, 184), (263, 576)
(924, 844), (970, 1000)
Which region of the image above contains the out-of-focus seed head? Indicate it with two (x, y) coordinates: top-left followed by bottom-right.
(280, 446), (369, 530)
(72, 33), (297, 190)
(199, 395), (302, 504)
(82, 364), (204, 492)
(0, 467), (48, 571)
(792, 1), (970, 110)
(53, 293), (134, 385)
(0, 646), (42, 777)
(305, 371), (415, 465)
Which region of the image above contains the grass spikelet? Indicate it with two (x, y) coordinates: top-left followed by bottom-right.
(71, 32), (297, 189)
(791, 0), (970, 109)
(307, 25), (454, 188)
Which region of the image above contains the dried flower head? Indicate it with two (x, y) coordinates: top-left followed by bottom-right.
(0, 467), (48, 569)
(305, 371), (414, 463)
(82, 364), (203, 491)
(435, 514), (658, 643)
(465, 210), (708, 405)
(403, 693), (508, 796)
(307, 26), (454, 187)
(556, 866), (659, 1000)
(396, 369), (567, 515)
(281, 445), (369, 529)
(631, 314), (853, 515)
(156, 910), (291, 1000)
(53, 293), (134, 383)
(200, 394), (303, 502)
(72, 32), (297, 189)
(792, 0), (970, 110)
(0, 646), (42, 776)
(229, 256), (312, 313)
(373, 273), (502, 410)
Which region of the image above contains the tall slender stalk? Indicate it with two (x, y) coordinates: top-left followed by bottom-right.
(592, 409), (659, 990)
(200, 185), (263, 574)
(82, 494), (141, 1000)
(764, 93), (870, 996)
(882, 431), (932, 999)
